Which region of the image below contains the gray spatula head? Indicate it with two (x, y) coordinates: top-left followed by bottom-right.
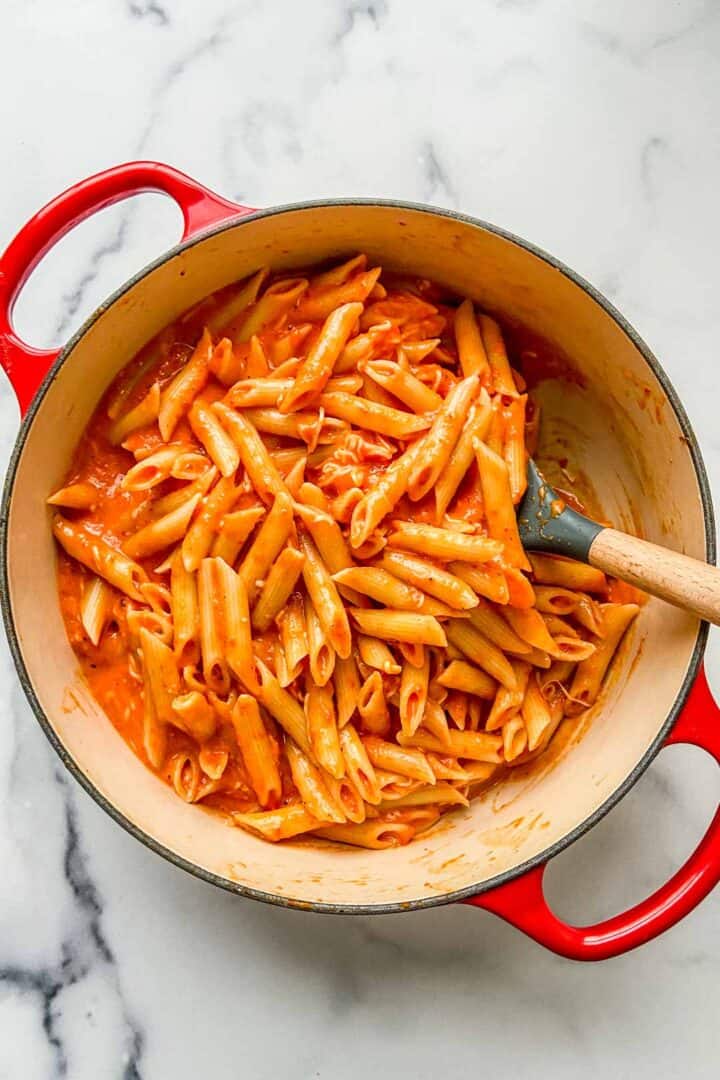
(517, 459), (604, 562)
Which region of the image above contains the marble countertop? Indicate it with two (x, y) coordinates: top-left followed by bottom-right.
(1, 1), (719, 1076)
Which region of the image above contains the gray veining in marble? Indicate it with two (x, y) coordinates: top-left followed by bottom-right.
(1, 1), (719, 1077)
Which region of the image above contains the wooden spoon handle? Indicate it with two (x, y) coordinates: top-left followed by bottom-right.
(588, 528), (720, 624)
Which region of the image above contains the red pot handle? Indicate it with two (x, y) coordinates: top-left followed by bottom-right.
(0, 160), (253, 415)
(465, 663), (720, 960)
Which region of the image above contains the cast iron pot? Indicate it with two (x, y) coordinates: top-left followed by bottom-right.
(2, 162), (719, 960)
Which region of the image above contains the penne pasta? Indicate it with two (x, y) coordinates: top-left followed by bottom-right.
(238, 490), (294, 605)
(189, 398), (240, 476)
(567, 603), (639, 714)
(305, 684), (345, 779)
(407, 374), (479, 502)
(399, 649), (431, 735)
(305, 593), (336, 687)
(436, 659), (496, 700)
(53, 515), (147, 600)
(454, 298), (490, 381)
(80, 576), (115, 646)
(474, 439), (531, 570)
(357, 671), (391, 736)
(333, 653), (362, 728)
(251, 547), (305, 632)
(350, 609), (447, 648)
(298, 529), (352, 659)
(387, 521), (503, 563)
(279, 301), (363, 413)
(47, 481), (98, 510)
(213, 401), (290, 503)
(158, 328), (212, 441)
(378, 550), (479, 610)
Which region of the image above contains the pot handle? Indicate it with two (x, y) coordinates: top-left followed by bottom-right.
(464, 663), (720, 960)
(0, 160), (253, 415)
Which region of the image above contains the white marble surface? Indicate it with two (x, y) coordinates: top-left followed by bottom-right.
(1, 1), (720, 1076)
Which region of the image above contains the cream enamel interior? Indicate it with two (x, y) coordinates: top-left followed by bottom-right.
(5, 203), (707, 908)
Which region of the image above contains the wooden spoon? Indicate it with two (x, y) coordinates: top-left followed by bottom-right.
(518, 460), (720, 624)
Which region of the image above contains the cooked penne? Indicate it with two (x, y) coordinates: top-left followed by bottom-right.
(305, 593), (336, 687)
(54, 257), (640, 849)
(299, 529), (352, 659)
(305, 684), (344, 779)
(454, 298), (490, 381)
(238, 490), (294, 605)
(278, 302), (363, 413)
(47, 481), (98, 510)
(567, 603), (639, 713)
(53, 515), (147, 600)
(333, 653), (362, 728)
(189, 398), (240, 476)
(387, 521), (503, 563)
(436, 659), (496, 700)
(213, 402), (290, 503)
(80, 576), (115, 646)
(528, 553), (607, 594)
(407, 374), (479, 502)
(251, 547), (305, 632)
(357, 671), (391, 736)
(350, 609), (447, 647)
(210, 505), (265, 566)
(158, 328), (212, 441)
(339, 725), (382, 804)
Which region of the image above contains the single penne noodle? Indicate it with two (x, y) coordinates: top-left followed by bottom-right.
(422, 699), (451, 745)
(286, 741), (345, 823)
(171, 451), (212, 481)
(121, 445), (187, 491)
(278, 301), (363, 413)
(80, 576), (115, 646)
(234, 278), (309, 342)
(181, 477), (238, 571)
(238, 490), (294, 604)
(240, 407), (346, 448)
(283, 456), (307, 498)
(294, 502), (353, 575)
(434, 397), (493, 519)
(397, 641), (428, 667)
(350, 608), (447, 648)
(139, 582), (172, 618)
(502, 395), (527, 503)
(339, 725), (382, 804)
(528, 552), (607, 594)
(407, 373), (479, 502)
(296, 481), (331, 512)
(298, 529), (352, 659)
(197, 559), (232, 696)
(468, 599), (532, 655)
(454, 298), (490, 381)
(189, 398), (241, 476)
(387, 521), (503, 564)
(502, 606), (558, 653)
(213, 557), (259, 694)
(357, 634), (401, 675)
(333, 653), (362, 728)
(246, 334), (269, 378)
(158, 328), (212, 440)
(427, 753), (469, 782)
(567, 603), (639, 714)
(251, 547), (305, 632)
(213, 401), (290, 503)
(399, 650), (430, 735)
(448, 560), (510, 605)
(436, 659), (497, 700)
(305, 684), (345, 779)
(362, 735), (435, 784)
(380, 782), (469, 810)
(210, 505), (265, 566)
(140, 625), (179, 735)
(349, 435), (425, 548)
(446, 620), (516, 690)
(448, 688), (469, 729)
(533, 584), (581, 616)
(398, 728), (503, 763)
(152, 465), (217, 518)
(205, 267), (269, 335)
(357, 671), (391, 736)
(53, 515), (147, 601)
(334, 565), (423, 611)
(169, 751), (202, 803)
(256, 660), (314, 756)
(126, 608), (173, 649)
(549, 635), (596, 663)
(197, 746), (229, 782)
(171, 690), (217, 742)
(474, 439), (531, 570)
(462, 761), (500, 784)
(362, 359), (443, 413)
(310, 253), (367, 289)
(124, 492), (201, 561)
(319, 390), (432, 438)
(305, 593), (336, 687)
(324, 775), (366, 824)
(479, 314), (517, 396)
(377, 550), (479, 610)
(522, 670), (554, 751)
(335, 319), (393, 373)
(108, 381), (161, 445)
(277, 593), (309, 685)
(503, 715), (528, 761)
(47, 481), (98, 510)
(208, 337), (241, 386)
(503, 564), (537, 608)
(232, 805), (320, 842)
(295, 266), (381, 323)
(574, 594), (605, 636)
(314, 820), (415, 849)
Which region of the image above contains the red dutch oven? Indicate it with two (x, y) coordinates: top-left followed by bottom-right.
(1, 162), (719, 960)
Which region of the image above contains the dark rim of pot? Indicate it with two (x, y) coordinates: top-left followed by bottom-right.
(0, 198), (714, 915)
